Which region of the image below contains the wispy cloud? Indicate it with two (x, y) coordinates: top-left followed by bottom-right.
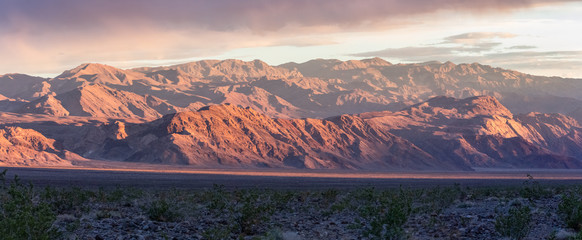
(353, 32), (515, 58)
(0, 0), (577, 76)
(507, 45), (537, 50)
(442, 32), (516, 45)
(351, 32), (582, 77)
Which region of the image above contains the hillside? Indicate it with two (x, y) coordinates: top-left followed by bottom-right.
(0, 126), (83, 166)
(2, 58), (582, 120)
(1, 59), (582, 170)
(79, 104), (445, 170)
(362, 96), (582, 169)
(33, 96), (575, 170)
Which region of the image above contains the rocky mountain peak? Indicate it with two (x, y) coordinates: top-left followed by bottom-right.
(55, 63), (145, 85)
(58, 63), (117, 77)
(360, 57), (392, 66)
(405, 95), (513, 120)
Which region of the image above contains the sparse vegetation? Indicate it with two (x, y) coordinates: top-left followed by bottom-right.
(0, 170), (61, 240)
(559, 190), (582, 232)
(0, 168), (581, 239)
(359, 189), (412, 239)
(145, 198), (182, 222)
(495, 204), (532, 240)
(521, 174), (552, 201)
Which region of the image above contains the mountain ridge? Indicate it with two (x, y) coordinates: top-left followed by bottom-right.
(3, 58), (582, 120)
(2, 58), (582, 170)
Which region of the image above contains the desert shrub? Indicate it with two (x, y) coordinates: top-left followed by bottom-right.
(107, 186), (127, 202)
(271, 190), (295, 211)
(202, 226), (232, 240)
(418, 184), (465, 214)
(259, 228), (285, 240)
(360, 189), (412, 240)
(321, 188), (339, 206)
(520, 174), (552, 201)
(0, 171), (60, 239)
(41, 186), (94, 214)
(495, 204), (531, 240)
(558, 192), (582, 231)
(145, 198), (182, 222)
(203, 184), (229, 212)
(354, 186), (376, 202)
(202, 187), (276, 236)
(231, 189), (275, 235)
(0, 169), (5, 187)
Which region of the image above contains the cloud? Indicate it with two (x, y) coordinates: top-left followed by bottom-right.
(507, 45), (537, 50)
(351, 32), (511, 59)
(442, 32), (516, 45)
(1, 0), (574, 34)
(352, 46), (456, 60)
(432, 32), (515, 53)
(351, 33), (582, 78)
(0, 0), (576, 75)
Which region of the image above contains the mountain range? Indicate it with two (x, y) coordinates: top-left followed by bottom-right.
(1, 58), (582, 170)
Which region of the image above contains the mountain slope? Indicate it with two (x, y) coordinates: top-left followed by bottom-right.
(4, 58), (582, 120)
(54, 63), (151, 86)
(2, 59), (582, 170)
(0, 126), (82, 166)
(2, 94), (582, 170)
(363, 96), (582, 168)
(0, 74), (50, 100)
(135, 59), (302, 84)
(21, 84), (180, 119)
(18, 94), (69, 116)
(83, 104), (449, 170)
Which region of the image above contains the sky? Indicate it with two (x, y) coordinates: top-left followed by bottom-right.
(0, 0), (581, 78)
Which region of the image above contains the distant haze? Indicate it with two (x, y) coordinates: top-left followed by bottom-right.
(0, 0), (581, 78)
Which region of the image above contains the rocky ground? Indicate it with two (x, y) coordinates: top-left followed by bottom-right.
(2, 171), (580, 240)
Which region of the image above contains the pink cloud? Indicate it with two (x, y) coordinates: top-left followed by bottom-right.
(1, 0), (575, 33)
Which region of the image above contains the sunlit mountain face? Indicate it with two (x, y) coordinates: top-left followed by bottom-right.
(1, 59), (582, 170)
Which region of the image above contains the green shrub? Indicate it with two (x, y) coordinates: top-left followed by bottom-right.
(259, 228), (284, 240)
(321, 188), (339, 206)
(495, 204), (531, 240)
(558, 193), (582, 231)
(202, 226), (231, 240)
(145, 198), (182, 222)
(0, 172), (60, 240)
(232, 189), (275, 235)
(360, 189), (412, 240)
(204, 184), (229, 211)
(520, 174), (551, 201)
(271, 191), (295, 211)
(420, 185), (465, 214)
(41, 186), (94, 214)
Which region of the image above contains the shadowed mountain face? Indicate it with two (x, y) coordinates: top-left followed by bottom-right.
(2, 59), (582, 169)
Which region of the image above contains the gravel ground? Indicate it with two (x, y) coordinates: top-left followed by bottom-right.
(46, 185), (580, 240)
(2, 168), (581, 239)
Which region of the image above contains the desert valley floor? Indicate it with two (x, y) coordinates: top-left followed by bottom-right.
(2, 166), (582, 239)
(4, 166), (582, 190)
